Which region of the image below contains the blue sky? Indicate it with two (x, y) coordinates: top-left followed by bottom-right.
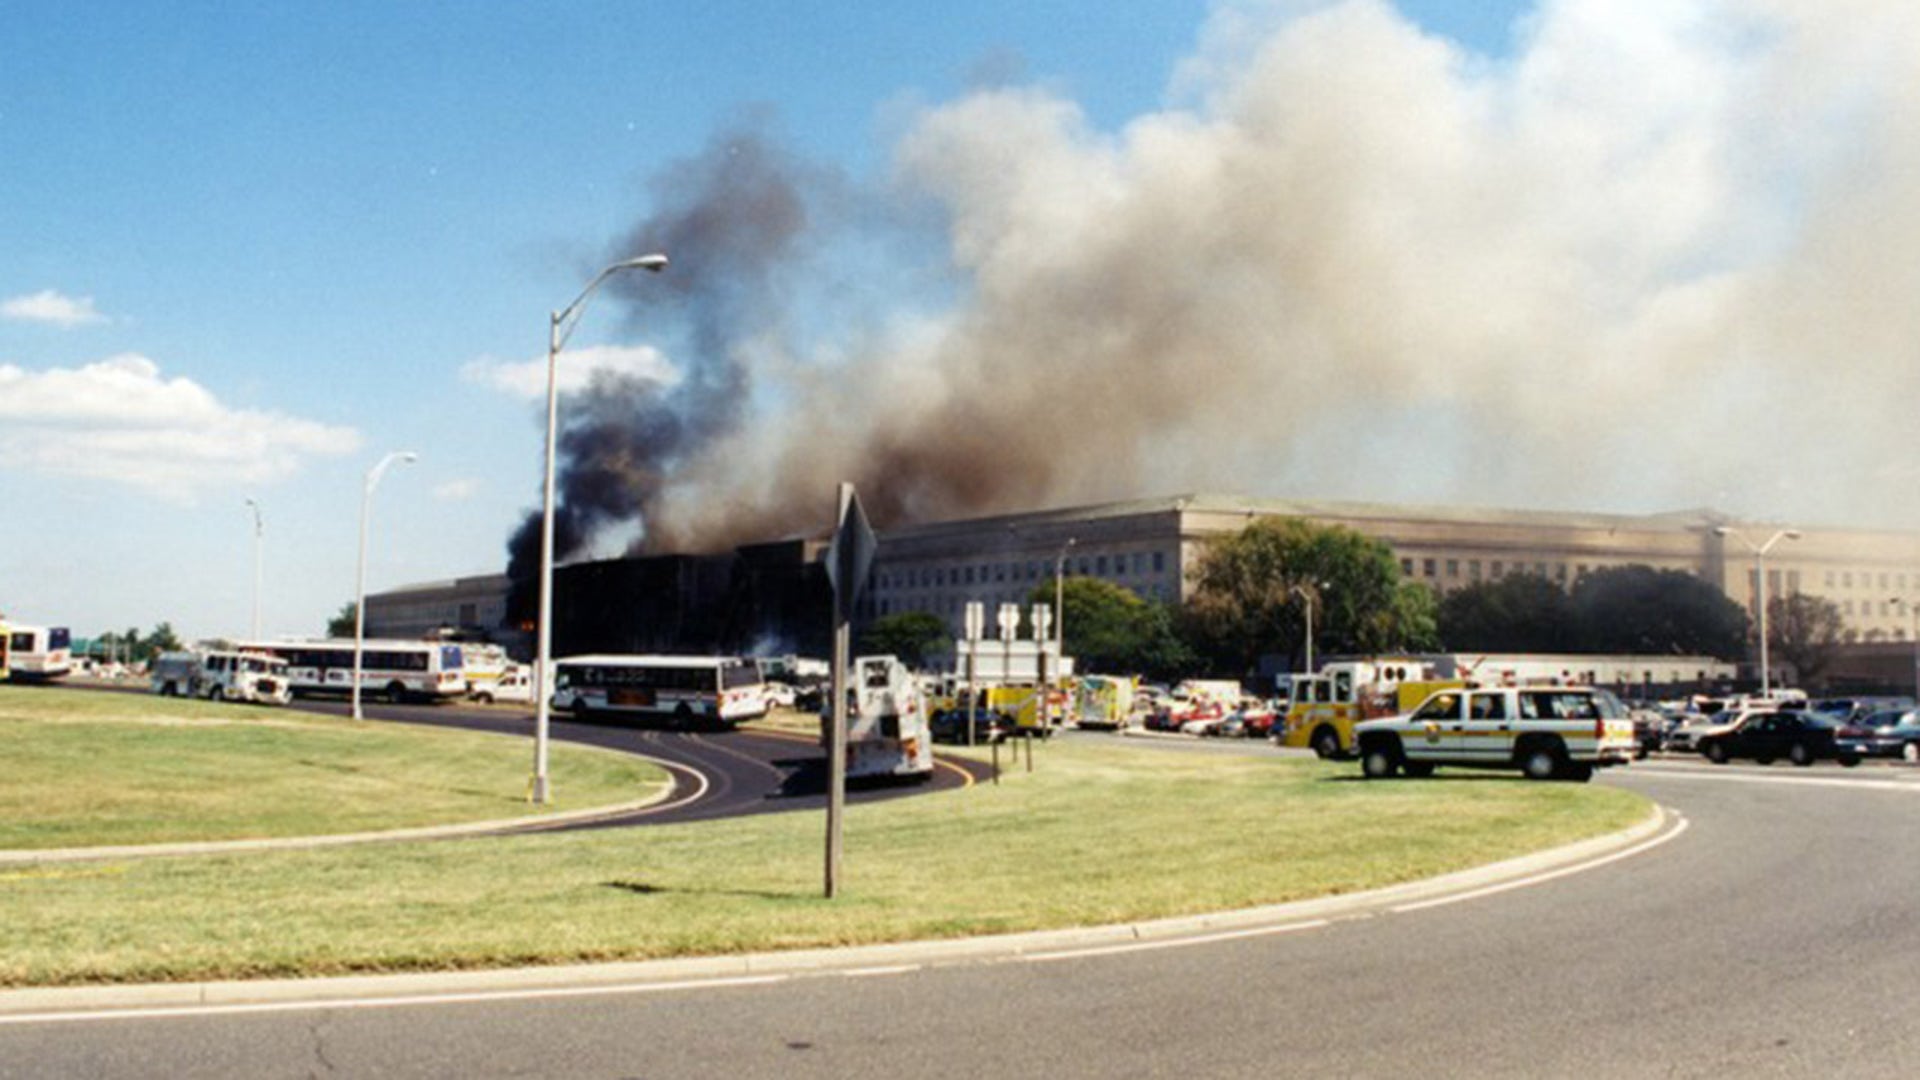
(7, 2), (1913, 643)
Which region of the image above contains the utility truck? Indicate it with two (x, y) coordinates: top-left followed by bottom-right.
(827, 655), (933, 780)
(150, 648), (292, 705)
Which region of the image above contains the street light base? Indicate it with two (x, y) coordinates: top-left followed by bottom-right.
(529, 775), (551, 805)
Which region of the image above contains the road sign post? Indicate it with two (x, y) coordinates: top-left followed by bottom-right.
(823, 482), (875, 900)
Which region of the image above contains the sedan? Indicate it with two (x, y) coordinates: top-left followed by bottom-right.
(1837, 718), (1920, 762)
(1696, 711), (1861, 767)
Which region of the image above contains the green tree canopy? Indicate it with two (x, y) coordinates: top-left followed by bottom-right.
(858, 611), (952, 669)
(1024, 577), (1197, 681)
(1185, 518), (1438, 674)
(327, 603), (357, 639)
(1768, 592), (1845, 687)
(1437, 573), (1576, 652)
(1568, 565), (1749, 658)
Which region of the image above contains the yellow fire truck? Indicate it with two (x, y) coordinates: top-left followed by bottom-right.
(1277, 658), (1466, 759)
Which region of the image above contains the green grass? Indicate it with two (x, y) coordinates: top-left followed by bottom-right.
(0, 686), (669, 848)
(0, 715), (1651, 987)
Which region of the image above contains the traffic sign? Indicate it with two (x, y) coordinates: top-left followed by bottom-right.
(824, 487), (877, 613)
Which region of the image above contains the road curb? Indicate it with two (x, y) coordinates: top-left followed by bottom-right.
(0, 802), (1673, 1017)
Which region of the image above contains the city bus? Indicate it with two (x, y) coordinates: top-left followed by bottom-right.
(242, 638), (467, 702)
(551, 654), (769, 727)
(5, 623), (72, 682)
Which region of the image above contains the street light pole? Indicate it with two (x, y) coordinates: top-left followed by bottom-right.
(1052, 538), (1076, 728)
(1290, 581), (1327, 674)
(1715, 526), (1802, 697)
(353, 451), (418, 721)
(533, 253), (668, 805)
(245, 497), (263, 641)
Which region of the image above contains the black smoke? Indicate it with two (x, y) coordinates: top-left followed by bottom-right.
(505, 117), (833, 627)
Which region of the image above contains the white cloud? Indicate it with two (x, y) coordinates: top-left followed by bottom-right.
(432, 478), (480, 502)
(460, 344), (679, 401)
(0, 354), (362, 501)
(1, 289), (106, 327)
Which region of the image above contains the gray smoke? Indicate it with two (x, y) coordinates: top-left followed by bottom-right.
(554, 0), (1920, 563)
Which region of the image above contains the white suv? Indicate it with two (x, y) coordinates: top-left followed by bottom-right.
(1354, 686), (1638, 782)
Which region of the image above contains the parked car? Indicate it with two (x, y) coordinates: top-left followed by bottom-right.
(1836, 714), (1920, 761)
(1696, 710), (1861, 767)
(763, 680), (798, 709)
(929, 704), (1012, 744)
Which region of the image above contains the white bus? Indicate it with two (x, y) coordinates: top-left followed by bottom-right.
(551, 654), (769, 727)
(243, 639), (467, 703)
(5, 623), (72, 682)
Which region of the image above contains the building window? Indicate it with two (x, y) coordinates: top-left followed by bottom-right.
(1096, 555), (1109, 575)
(1401, 558), (1414, 576)
(1446, 559), (1460, 578)
(1468, 560), (1482, 581)
(1154, 551), (1166, 573)
(1423, 558), (1437, 578)
(1844, 572), (1854, 588)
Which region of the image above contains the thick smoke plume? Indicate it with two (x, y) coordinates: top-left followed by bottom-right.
(522, 0), (1920, 582)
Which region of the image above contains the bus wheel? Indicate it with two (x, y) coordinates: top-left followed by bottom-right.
(385, 682), (408, 704)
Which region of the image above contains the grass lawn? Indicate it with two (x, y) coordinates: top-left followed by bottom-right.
(0, 716), (1651, 987)
(0, 686), (670, 849)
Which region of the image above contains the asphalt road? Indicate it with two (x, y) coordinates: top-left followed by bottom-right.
(360, 700), (990, 825)
(6, 757), (1919, 1077)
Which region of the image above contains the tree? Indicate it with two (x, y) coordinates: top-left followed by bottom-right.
(1768, 592), (1845, 687)
(141, 623), (182, 659)
(1024, 577), (1197, 681)
(859, 611), (951, 669)
(1568, 566), (1749, 659)
(1185, 518), (1435, 674)
(327, 603), (357, 638)
(1437, 574), (1576, 652)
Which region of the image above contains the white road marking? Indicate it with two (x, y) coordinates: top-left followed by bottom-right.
(1390, 813), (1690, 914)
(1019, 919), (1334, 963)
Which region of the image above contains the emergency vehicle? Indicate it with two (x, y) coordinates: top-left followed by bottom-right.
(1354, 684), (1638, 781)
(828, 655), (934, 780)
(1277, 658), (1465, 759)
(150, 648), (292, 705)
(1071, 675), (1138, 730)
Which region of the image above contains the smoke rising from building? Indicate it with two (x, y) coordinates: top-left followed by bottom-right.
(517, 0), (1920, 589)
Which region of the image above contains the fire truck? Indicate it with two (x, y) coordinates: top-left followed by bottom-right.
(826, 655), (934, 780)
(1276, 658), (1465, 759)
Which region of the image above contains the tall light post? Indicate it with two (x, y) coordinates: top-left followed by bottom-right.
(533, 253), (668, 805)
(1290, 581), (1327, 674)
(353, 451), (418, 720)
(1052, 538), (1076, 727)
(1715, 526), (1802, 697)
(1892, 597), (1920, 700)
(244, 497), (263, 641)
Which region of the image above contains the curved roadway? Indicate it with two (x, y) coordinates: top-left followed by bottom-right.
(5, 758), (1920, 1077)
(304, 699), (989, 826)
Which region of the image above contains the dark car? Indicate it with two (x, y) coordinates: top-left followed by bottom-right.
(1836, 714), (1920, 762)
(1697, 710), (1861, 767)
(929, 704), (1012, 744)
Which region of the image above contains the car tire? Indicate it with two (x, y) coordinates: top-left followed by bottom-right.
(1310, 727), (1342, 760)
(1789, 742), (1814, 767)
(1839, 753), (1861, 768)
(474, 691), (494, 705)
(1703, 741), (1729, 765)
(1521, 745), (1564, 781)
(1361, 745), (1399, 779)
(1402, 761), (1435, 779)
